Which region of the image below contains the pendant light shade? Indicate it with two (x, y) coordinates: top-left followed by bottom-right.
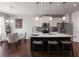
(10, 20), (14, 23)
(35, 16), (39, 20)
(62, 16), (66, 21)
(6, 20), (9, 23)
(49, 16), (52, 20)
(35, 2), (39, 20)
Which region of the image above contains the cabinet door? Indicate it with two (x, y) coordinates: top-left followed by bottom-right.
(34, 18), (42, 27)
(50, 18), (57, 27)
(50, 18), (63, 27)
(43, 16), (50, 23)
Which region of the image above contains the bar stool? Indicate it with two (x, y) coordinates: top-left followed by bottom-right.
(60, 41), (72, 52)
(48, 41), (59, 53)
(32, 41), (43, 51)
(60, 41), (74, 56)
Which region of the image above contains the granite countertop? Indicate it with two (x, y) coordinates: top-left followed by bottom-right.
(30, 32), (73, 38)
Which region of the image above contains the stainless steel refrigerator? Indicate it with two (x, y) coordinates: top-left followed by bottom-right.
(57, 22), (73, 34)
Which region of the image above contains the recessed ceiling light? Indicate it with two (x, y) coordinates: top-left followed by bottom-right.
(40, 3), (43, 6)
(51, 4), (54, 7)
(73, 3), (77, 6)
(57, 4), (60, 6)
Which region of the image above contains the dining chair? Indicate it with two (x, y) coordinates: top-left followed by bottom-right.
(32, 40), (43, 51)
(48, 41), (59, 53)
(7, 33), (18, 48)
(60, 41), (73, 56)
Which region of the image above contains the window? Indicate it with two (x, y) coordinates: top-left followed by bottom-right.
(0, 16), (5, 36)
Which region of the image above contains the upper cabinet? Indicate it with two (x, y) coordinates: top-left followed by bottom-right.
(50, 18), (63, 27)
(34, 16), (63, 27)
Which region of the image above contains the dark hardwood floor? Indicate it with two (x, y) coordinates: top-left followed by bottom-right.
(0, 39), (79, 57)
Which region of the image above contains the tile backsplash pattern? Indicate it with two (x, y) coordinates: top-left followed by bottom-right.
(36, 27), (58, 32)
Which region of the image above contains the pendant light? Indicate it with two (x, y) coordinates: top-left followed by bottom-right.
(63, 16), (66, 21)
(10, 6), (14, 23)
(6, 20), (9, 23)
(62, 3), (66, 22)
(10, 19), (14, 23)
(35, 16), (39, 20)
(49, 2), (52, 21)
(35, 2), (39, 20)
(49, 16), (52, 20)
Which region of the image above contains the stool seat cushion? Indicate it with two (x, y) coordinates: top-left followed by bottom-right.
(60, 41), (72, 44)
(33, 41), (43, 44)
(48, 41), (58, 44)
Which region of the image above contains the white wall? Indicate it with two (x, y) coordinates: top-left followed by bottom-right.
(11, 15), (35, 39)
(72, 11), (79, 42)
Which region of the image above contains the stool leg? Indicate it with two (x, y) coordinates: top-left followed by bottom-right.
(41, 45), (43, 52)
(48, 45), (50, 53)
(57, 44), (59, 53)
(48, 44), (59, 53)
(8, 43), (10, 48)
(71, 44), (74, 57)
(48, 45), (50, 56)
(32, 45), (34, 51)
(62, 44), (64, 52)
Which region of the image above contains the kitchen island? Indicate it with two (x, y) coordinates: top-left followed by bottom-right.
(31, 32), (72, 38)
(30, 32), (73, 52)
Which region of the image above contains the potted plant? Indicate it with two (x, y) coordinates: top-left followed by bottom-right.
(6, 25), (11, 34)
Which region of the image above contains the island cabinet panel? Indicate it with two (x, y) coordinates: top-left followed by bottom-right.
(31, 37), (71, 51)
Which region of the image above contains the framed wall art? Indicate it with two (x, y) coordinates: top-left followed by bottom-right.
(15, 19), (23, 28)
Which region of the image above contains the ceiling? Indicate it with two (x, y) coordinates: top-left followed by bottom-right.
(0, 2), (79, 16)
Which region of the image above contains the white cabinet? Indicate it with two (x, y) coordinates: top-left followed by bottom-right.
(34, 16), (63, 27)
(34, 17), (42, 27)
(49, 18), (63, 27)
(34, 16), (50, 27)
(50, 18), (56, 27)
